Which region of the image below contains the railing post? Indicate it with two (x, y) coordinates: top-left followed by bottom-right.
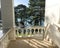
(0, 34), (10, 48)
(8, 28), (16, 40)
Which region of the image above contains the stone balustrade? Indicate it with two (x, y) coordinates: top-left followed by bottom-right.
(0, 27), (15, 48)
(16, 26), (45, 40)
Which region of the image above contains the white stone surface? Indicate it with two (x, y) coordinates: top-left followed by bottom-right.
(45, 0), (60, 24)
(45, 0), (60, 47)
(49, 24), (60, 48)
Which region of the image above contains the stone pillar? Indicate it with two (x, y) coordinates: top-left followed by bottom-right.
(1, 0), (15, 30)
(58, 9), (60, 33)
(1, 0), (16, 40)
(45, 0), (60, 24)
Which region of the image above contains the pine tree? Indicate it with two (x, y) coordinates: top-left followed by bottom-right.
(29, 0), (45, 26)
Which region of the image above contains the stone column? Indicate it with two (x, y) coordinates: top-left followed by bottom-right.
(1, 0), (16, 40)
(58, 9), (60, 33)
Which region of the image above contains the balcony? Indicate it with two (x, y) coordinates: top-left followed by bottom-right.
(0, 26), (59, 48)
(1, 0), (60, 48)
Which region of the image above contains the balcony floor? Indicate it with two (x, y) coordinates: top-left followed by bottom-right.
(7, 37), (58, 48)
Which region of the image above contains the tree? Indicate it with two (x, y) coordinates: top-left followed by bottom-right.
(14, 4), (27, 26)
(29, 0), (45, 26)
(14, 0), (45, 26)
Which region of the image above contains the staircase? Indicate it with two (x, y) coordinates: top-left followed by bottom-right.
(7, 38), (57, 48)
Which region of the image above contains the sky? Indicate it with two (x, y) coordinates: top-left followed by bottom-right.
(14, 0), (29, 7)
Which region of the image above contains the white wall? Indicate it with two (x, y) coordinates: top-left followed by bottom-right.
(45, 0), (60, 24)
(45, 0), (60, 47)
(0, 0), (1, 8)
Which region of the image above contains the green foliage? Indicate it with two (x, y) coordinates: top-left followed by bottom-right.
(14, 4), (27, 26)
(14, 0), (45, 26)
(29, 0), (45, 26)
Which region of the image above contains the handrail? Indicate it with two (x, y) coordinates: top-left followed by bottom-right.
(54, 23), (60, 28)
(0, 28), (14, 48)
(44, 23), (59, 36)
(45, 23), (60, 47)
(44, 23), (60, 39)
(44, 23), (60, 48)
(0, 28), (12, 41)
(44, 24), (50, 39)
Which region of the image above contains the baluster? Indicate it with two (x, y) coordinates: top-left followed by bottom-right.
(40, 28), (43, 40)
(38, 28), (40, 34)
(16, 29), (19, 37)
(28, 29), (30, 37)
(34, 29), (35, 35)
(24, 29), (26, 37)
(39, 28), (41, 34)
(30, 29), (32, 37)
(41, 28), (43, 34)
(26, 29), (28, 37)
(21, 29), (23, 37)
(41, 28), (44, 40)
(43, 28), (45, 39)
(49, 38), (52, 43)
(32, 29), (34, 35)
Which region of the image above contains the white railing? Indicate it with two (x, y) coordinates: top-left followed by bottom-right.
(0, 28), (15, 48)
(49, 23), (60, 48)
(16, 26), (45, 39)
(44, 23), (60, 48)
